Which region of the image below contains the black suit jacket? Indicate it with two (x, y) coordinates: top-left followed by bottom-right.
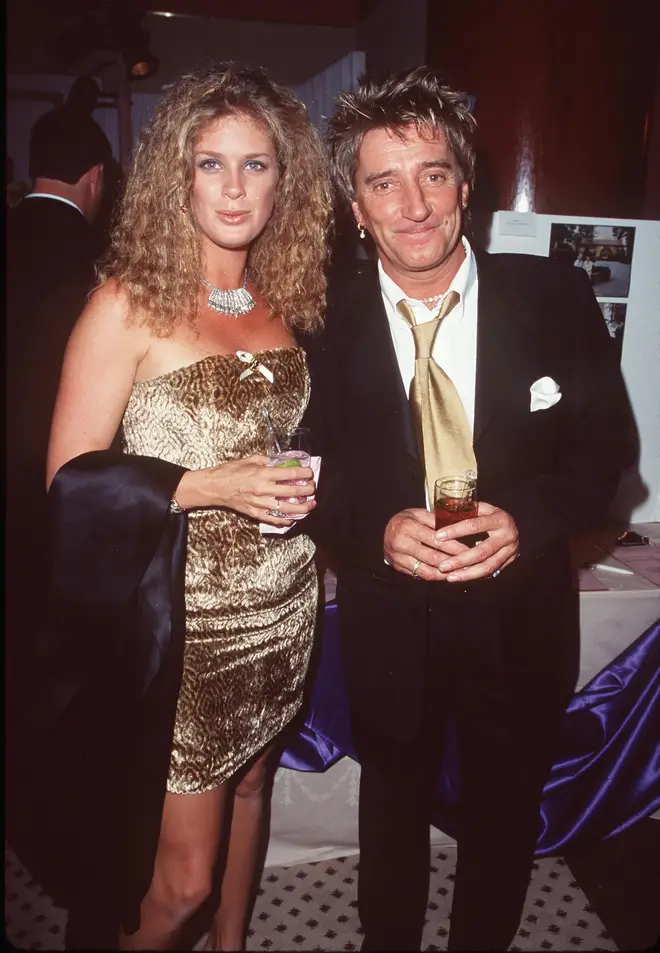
(6, 197), (103, 684)
(6, 197), (100, 487)
(304, 251), (635, 741)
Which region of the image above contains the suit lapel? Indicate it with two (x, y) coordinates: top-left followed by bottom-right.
(339, 267), (424, 496)
(473, 250), (539, 448)
(355, 269), (419, 459)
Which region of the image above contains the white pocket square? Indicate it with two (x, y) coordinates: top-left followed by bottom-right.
(530, 376), (562, 412)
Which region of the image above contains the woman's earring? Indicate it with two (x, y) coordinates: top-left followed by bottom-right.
(358, 223), (366, 240)
(180, 205), (188, 214)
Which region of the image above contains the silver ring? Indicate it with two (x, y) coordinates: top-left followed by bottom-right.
(491, 569), (501, 578)
(411, 558), (422, 580)
(267, 508), (286, 519)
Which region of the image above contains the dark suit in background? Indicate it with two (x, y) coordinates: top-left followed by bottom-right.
(5, 198), (104, 922)
(305, 251), (634, 950)
(6, 197), (101, 661)
(6, 88), (111, 668)
(6, 97), (111, 948)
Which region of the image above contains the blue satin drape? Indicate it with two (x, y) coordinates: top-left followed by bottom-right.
(280, 604), (660, 855)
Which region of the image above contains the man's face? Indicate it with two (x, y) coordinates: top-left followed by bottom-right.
(351, 124), (468, 284)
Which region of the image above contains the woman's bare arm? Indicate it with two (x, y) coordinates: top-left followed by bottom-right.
(46, 281), (150, 488)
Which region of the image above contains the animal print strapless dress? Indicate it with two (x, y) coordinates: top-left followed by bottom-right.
(121, 347), (318, 794)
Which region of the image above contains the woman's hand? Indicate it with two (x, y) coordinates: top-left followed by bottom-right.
(173, 455), (317, 526)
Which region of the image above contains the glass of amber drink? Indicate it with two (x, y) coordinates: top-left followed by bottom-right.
(434, 476), (478, 531)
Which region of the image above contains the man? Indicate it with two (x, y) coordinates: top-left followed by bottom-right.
(6, 100), (112, 948)
(6, 99), (111, 625)
(305, 68), (633, 951)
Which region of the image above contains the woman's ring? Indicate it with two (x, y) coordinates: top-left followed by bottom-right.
(268, 508), (286, 519)
(412, 558), (422, 579)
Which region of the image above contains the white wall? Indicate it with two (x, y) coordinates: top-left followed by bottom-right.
(293, 52), (366, 131)
(142, 13), (357, 91)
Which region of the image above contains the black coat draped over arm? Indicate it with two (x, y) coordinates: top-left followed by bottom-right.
(6, 450), (188, 935)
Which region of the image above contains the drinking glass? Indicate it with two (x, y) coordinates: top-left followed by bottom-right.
(267, 427), (313, 516)
(434, 476), (478, 531)
(268, 427), (312, 469)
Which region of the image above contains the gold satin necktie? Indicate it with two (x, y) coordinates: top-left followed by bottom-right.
(397, 292), (477, 500)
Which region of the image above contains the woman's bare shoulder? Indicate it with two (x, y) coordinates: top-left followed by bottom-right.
(85, 278), (134, 323)
(74, 279), (151, 356)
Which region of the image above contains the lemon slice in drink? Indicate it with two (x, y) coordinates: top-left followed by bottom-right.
(274, 458), (302, 468)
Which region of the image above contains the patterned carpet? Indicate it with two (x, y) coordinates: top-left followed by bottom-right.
(5, 843), (617, 951)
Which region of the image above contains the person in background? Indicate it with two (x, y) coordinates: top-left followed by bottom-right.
(573, 246), (593, 279)
(6, 86), (112, 701)
(5, 84), (113, 953)
(304, 66), (634, 951)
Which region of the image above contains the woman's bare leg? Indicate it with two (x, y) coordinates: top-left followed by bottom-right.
(205, 744), (276, 951)
(120, 783), (230, 951)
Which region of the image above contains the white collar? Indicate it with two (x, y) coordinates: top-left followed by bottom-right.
(24, 193), (85, 219)
(378, 236), (476, 322)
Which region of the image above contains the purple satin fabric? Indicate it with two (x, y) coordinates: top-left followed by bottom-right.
(536, 616), (660, 853)
(280, 604), (660, 854)
(279, 604), (356, 770)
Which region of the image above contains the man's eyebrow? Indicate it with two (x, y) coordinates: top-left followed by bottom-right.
(419, 159), (453, 172)
(364, 169), (395, 186)
(363, 159), (454, 185)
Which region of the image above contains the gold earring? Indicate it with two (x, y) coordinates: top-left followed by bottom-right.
(358, 223), (366, 240)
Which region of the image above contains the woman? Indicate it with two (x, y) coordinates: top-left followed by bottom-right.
(45, 63), (331, 950)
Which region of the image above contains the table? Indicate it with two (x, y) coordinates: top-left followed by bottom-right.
(265, 526), (660, 868)
(574, 522), (660, 688)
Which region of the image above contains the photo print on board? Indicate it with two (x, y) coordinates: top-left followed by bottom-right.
(549, 223), (636, 298)
(598, 302), (627, 360)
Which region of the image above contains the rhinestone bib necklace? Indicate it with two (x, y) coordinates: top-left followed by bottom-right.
(200, 272), (256, 317)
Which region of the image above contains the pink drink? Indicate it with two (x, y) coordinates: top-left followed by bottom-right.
(268, 449), (310, 478)
(268, 449), (311, 515)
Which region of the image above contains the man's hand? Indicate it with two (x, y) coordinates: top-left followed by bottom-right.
(434, 501), (519, 582)
(384, 508), (470, 581)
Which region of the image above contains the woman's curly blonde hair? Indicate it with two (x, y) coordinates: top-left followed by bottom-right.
(100, 63), (332, 335)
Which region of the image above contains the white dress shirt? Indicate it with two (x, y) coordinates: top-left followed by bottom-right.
(378, 236), (479, 433)
(24, 192), (85, 218)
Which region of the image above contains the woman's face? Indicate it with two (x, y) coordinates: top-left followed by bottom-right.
(190, 113), (279, 253)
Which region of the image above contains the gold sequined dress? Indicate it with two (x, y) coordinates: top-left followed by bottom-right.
(121, 346), (317, 794)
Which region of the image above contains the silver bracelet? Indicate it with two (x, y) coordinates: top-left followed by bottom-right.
(168, 493), (184, 514)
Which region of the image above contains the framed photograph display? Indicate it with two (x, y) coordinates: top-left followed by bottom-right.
(487, 212), (660, 522)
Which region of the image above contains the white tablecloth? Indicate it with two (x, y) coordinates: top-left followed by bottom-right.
(265, 525), (660, 868)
